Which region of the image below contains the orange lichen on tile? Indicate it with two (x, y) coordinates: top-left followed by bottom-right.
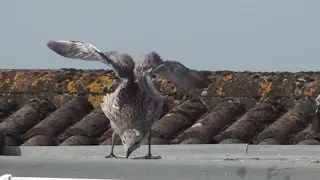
(216, 87), (225, 96)
(88, 94), (104, 108)
(101, 76), (116, 89)
(156, 75), (176, 91)
(67, 81), (77, 93)
(82, 72), (90, 77)
(87, 76), (116, 93)
(66, 72), (116, 94)
(259, 81), (273, 101)
(56, 94), (65, 101)
(12, 72), (25, 89)
(156, 75), (172, 85)
(304, 87), (315, 96)
(0, 78), (10, 88)
(223, 74), (233, 82)
(260, 81), (273, 92)
(288, 115), (297, 122)
(31, 73), (53, 87)
(155, 75), (165, 81)
(53, 94), (67, 105)
(66, 73), (90, 93)
(87, 82), (101, 92)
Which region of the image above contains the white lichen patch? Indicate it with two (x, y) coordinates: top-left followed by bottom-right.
(201, 90), (208, 96)
(191, 122), (203, 128)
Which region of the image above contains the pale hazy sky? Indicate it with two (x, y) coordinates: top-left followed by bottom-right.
(0, 1), (319, 72)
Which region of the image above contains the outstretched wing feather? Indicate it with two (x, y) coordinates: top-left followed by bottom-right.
(134, 52), (208, 89)
(152, 61), (208, 88)
(47, 40), (107, 61)
(47, 40), (128, 77)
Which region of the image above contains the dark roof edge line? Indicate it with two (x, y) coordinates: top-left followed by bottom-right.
(1, 68), (320, 73)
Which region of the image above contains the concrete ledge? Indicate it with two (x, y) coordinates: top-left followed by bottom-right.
(1, 145), (320, 180)
(3, 144), (320, 160)
(0, 156), (319, 180)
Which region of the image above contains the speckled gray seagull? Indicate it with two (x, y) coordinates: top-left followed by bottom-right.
(47, 40), (208, 159)
(311, 94), (320, 133)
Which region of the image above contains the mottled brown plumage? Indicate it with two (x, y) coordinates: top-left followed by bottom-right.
(47, 40), (208, 159)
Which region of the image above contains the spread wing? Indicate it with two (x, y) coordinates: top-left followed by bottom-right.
(152, 60), (209, 88)
(47, 40), (135, 79)
(47, 40), (108, 63)
(134, 52), (209, 89)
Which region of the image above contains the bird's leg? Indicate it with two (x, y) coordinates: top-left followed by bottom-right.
(141, 130), (161, 159)
(105, 132), (119, 158)
(312, 106), (320, 133)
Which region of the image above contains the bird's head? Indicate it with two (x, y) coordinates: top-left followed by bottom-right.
(121, 129), (145, 158)
(104, 51), (136, 79)
(133, 51), (163, 78)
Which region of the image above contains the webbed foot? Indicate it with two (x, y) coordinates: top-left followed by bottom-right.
(104, 153), (118, 159)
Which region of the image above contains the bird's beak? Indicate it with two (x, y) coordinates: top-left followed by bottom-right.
(126, 148), (133, 159)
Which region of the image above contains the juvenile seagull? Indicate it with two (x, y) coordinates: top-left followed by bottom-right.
(311, 94), (320, 133)
(47, 40), (208, 159)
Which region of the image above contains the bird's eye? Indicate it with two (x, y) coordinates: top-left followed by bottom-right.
(122, 140), (125, 144)
(134, 141), (139, 145)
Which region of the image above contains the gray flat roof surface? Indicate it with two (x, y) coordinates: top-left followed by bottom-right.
(1, 144), (320, 180)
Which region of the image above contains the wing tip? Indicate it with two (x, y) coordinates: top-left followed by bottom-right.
(46, 40), (70, 58)
(46, 40), (54, 50)
(46, 40), (64, 51)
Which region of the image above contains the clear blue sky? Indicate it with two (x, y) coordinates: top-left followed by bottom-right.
(0, 0), (319, 72)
